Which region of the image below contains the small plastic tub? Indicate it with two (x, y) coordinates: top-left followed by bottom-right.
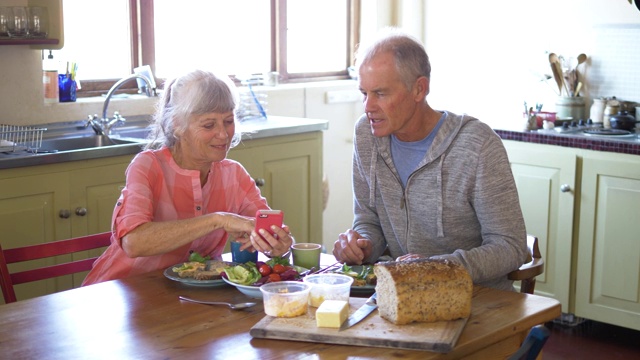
(303, 273), (354, 307)
(260, 281), (310, 318)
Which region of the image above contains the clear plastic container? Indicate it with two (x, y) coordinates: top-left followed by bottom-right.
(260, 281), (310, 318)
(303, 273), (354, 307)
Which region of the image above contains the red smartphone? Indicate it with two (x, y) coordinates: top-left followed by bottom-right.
(255, 209), (284, 238)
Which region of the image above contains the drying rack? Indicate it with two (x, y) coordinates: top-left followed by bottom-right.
(0, 124), (47, 153)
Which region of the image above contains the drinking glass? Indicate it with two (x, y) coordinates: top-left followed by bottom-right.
(8, 6), (28, 38)
(28, 6), (48, 38)
(0, 7), (12, 38)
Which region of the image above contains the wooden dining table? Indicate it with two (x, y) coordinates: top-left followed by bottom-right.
(0, 254), (561, 359)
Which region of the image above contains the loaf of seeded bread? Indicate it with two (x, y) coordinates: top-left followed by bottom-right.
(373, 258), (473, 325)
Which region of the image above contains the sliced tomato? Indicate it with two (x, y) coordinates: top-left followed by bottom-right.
(268, 273), (281, 282)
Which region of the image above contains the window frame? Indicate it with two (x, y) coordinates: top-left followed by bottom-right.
(77, 0), (360, 97)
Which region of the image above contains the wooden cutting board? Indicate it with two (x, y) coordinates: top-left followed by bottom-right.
(250, 297), (468, 353)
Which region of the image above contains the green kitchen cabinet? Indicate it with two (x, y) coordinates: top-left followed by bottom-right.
(504, 140), (640, 331)
(503, 141), (577, 313)
(0, 155), (133, 303)
(229, 131), (324, 247)
(575, 151), (640, 331)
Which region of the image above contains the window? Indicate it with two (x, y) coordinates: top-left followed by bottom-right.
(53, 0), (358, 97)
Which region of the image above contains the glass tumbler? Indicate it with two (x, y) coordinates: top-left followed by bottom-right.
(8, 6), (28, 38)
(28, 6), (48, 38)
(0, 7), (12, 38)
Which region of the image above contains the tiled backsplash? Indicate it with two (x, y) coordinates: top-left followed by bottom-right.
(589, 24), (640, 103)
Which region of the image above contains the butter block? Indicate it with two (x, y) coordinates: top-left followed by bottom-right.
(315, 300), (349, 328)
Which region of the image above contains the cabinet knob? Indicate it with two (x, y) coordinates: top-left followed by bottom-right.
(75, 207), (88, 216)
(255, 178), (265, 187)
(59, 209), (70, 219)
(560, 184), (572, 193)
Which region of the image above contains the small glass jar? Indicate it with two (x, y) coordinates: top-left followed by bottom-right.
(589, 98), (606, 124)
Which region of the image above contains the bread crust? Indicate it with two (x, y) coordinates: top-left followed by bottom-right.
(374, 259), (472, 325)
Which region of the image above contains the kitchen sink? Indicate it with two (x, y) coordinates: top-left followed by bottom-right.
(36, 135), (141, 153)
(111, 127), (152, 140)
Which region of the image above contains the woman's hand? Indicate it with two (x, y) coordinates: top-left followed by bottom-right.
(215, 212), (255, 250)
(250, 225), (294, 257)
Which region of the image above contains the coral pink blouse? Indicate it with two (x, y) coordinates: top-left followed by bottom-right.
(83, 147), (268, 285)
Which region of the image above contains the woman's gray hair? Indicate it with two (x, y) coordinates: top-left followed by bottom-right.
(145, 69), (241, 150)
(355, 28), (431, 92)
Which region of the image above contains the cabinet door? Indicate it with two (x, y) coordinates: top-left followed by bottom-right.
(66, 161), (129, 287)
(0, 172), (71, 304)
(575, 154), (640, 331)
(230, 132), (323, 247)
(504, 141), (576, 312)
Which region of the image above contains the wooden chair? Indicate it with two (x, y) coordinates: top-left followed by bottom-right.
(508, 235), (544, 294)
(0, 232), (112, 303)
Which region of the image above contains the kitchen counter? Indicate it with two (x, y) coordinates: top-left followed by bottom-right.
(0, 116), (328, 170)
(495, 127), (640, 156)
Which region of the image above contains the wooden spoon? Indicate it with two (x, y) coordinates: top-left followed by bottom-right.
(574, 82), (583, 97)
(548, 53), (563, 94)
(550, 53), (570, 96)
(576, 53), (587, 67)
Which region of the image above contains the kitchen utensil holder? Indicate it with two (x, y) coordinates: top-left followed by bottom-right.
(0, 124), (47, 153)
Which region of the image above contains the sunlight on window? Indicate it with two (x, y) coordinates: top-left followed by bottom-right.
(54, 0), (131, 80)
(54, 0), (352, 82)
(154, 0), (271, 79)
(286, 1), (347, 73)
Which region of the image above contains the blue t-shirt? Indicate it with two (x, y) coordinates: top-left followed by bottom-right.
(391, 112), (446, 187)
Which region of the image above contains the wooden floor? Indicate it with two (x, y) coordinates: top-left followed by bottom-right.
(544, 319), (640, 359)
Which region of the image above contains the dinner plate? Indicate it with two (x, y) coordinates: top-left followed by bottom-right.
(163, 261), (235, 288)
(328, 265), (376, 296)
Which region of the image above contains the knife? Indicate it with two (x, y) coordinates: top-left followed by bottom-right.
(340, 292), (377, 331)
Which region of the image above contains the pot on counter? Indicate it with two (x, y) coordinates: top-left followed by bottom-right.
(609, 111), (637, 131)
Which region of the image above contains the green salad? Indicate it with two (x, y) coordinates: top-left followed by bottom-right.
(223, 262), (261, 286)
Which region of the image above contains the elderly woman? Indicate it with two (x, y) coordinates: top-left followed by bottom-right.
(83, 69), (293, 285)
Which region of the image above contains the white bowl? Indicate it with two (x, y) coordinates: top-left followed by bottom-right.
(303, 273), (353, 307)
(222, 277), (263, 299)
(260, 281), (311, 317)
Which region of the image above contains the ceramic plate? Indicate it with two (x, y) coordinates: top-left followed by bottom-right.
(164, 261), (235, 288)
(222, 265), (308, 299)
(329, 265), (376, 296)
(222, 277), (263, 299)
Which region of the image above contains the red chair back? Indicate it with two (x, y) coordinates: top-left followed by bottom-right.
(0, 232), (112, 303)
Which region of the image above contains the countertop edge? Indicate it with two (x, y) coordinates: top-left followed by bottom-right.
(0, 116), (329, 170)
(495, 129), (640, 156)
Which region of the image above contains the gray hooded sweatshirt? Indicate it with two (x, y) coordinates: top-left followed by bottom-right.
(352, 111), (528, 291)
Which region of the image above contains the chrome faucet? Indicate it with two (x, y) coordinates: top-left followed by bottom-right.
(86, 73), (156, 135)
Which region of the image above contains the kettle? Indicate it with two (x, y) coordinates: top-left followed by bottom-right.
(609, 111), (637, 131)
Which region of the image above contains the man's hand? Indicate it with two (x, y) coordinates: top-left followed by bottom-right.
(332, 229), (373, 265)
(395, 253), (426, 262)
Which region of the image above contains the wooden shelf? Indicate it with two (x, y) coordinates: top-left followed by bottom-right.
(0, 38), (60, 46)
